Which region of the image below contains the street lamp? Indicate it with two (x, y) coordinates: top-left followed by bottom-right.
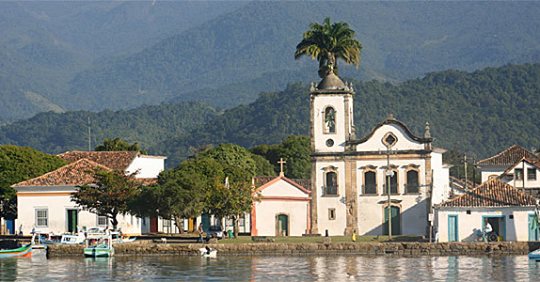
(386, 147), (393, 240)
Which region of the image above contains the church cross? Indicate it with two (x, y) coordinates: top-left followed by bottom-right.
(278, 158), (286, 177)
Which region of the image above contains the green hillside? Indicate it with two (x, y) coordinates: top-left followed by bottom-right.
(1, 64), (539, 166)
(0, 102), (217, 154)
(65, 1), (540, 112)
(0, 1), (245, 123)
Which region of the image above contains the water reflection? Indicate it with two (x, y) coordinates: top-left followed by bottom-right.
(2, 252), (540, 281)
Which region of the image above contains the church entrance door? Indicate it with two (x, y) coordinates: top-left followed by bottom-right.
(383, 206), (401, 235)
(276, 214), (289, 236)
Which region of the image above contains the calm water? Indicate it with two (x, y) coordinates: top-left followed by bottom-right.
(1, 251), (540, 281)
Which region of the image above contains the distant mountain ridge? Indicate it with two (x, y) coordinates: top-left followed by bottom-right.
(2, 63), (539, 166)
(64, 1), (540, 113)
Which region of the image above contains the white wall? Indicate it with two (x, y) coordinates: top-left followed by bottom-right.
(432, 152), (450, 205)
(315, 160), (347, 235)
(125, 155), (166, 178)
(436, 207), (535, 242)
(17, 190), (142, 235)
(312, 95), (350, 153)
(355, 124), (425, 152)
(254, 200), (309, 236)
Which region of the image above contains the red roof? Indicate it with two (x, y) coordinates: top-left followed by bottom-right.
(440, 178), (537, 207)
(58, 151), (138, 171)
(477, 145), (540, 167)
(13, 159), (110, 187)
(254, 176), (311, 195)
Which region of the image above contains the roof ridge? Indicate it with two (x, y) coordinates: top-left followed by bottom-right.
(13, 158), (111, 187)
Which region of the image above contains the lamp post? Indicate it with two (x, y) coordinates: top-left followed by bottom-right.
(386, 147), (393, 240)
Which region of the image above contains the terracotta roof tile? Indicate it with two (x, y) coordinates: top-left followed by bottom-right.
(477, 145), (539, 166)
(440, 178), (537, 207)
(58, 151), (138, 171)
(253, 176), (311, 191)
(13, 159), (110, 187)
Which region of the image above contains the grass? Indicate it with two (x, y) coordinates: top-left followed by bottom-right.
(215, 235), (422, 244)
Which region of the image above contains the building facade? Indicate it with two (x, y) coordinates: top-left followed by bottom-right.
(436, 178), (539, 242)
(14, 151), (167, 235)
(251, 176), (311, 236)
(309, 73), (450, 236)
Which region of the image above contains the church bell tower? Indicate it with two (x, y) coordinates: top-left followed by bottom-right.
(310, 72), (355, 153)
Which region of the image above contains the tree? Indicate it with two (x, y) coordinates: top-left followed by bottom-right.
(295, 17), (362, 78)
(130, 157), (223, 233)
(73, 170), (140, 230)
(251, 135), (311, 179)
(95, 137), (144, 153)
(0, 145), (65, 220)
(207, 179), (257, 238)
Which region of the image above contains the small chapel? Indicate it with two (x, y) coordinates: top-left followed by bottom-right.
(308, 72), (450, 237)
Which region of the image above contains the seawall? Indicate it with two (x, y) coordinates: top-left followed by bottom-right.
(46, 241), (540, 257)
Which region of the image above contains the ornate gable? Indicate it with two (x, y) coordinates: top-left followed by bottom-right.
(349, 116), (432, 152)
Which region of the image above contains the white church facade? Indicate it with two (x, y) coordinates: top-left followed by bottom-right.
(309, 72), (450, 237)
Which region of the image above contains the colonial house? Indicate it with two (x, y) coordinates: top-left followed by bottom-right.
(477, 145), (540, 197)
(13, 151), (173, 235)
(435, 178), (539, 242)
(309, 72), (450, 237)
(250, 174), (311, 237)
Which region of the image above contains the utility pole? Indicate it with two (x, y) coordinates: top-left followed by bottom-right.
(87, 117), (92, 151)
(464, 154), (468, 191)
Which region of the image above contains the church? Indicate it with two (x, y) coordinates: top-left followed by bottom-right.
(308, 72), (450, 237)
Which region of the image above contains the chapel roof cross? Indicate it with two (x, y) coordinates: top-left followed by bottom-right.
(278, 158), (286, 177)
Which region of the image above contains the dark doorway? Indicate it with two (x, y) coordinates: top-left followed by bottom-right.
(66, 209), (78, 233)
(383, 206), (401, 235)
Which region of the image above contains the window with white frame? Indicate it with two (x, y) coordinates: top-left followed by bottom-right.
(97, 215), (108, 226)
(35, 208), (48, 227)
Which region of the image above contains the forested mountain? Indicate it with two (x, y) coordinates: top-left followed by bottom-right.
(0, 1), (245, 123)
(0, 102), (217, 154)
(2, 2), (540, 123)
(1, 64), (539, 166)
(65, 1), (540, 112)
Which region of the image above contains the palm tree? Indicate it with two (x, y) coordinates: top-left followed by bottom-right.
(295, 18), (362, 78)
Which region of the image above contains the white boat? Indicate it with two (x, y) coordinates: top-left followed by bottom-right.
(85, 227), (135, 244)
(529, 249), (540, 261)
(60, 233), (85, 244)
(199, 247), (217, 258)
(30, 231), (55, 249)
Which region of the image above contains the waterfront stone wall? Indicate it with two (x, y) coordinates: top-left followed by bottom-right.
(46, 241), (540, 257)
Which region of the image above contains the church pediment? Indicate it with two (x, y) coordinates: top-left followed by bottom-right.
(348, 117), (432, 152)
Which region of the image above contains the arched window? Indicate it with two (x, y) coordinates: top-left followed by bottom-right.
(324, 107), (336, 133)
(325, 171), (338, 195)
(364, 171), (377, 195)
(406, 170), (419, 193)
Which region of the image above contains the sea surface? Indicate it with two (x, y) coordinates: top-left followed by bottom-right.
(1, 251), (539, 281)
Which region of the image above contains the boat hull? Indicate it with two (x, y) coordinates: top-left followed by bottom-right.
(529, 249), (540, 260)
(84, 247), (114, 258)
(0, 244), (33, 258)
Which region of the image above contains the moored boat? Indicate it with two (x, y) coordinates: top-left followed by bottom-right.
(0, 244), (32, 258)
(529, 249), (540, 261)
(84, 233), (114, 258)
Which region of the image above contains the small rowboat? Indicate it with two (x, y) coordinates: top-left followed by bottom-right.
(84, 244), (114, 258)
(0, 244), (32, 258)
(529, 249), (540, 261)
(199, 247), (217, 258)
